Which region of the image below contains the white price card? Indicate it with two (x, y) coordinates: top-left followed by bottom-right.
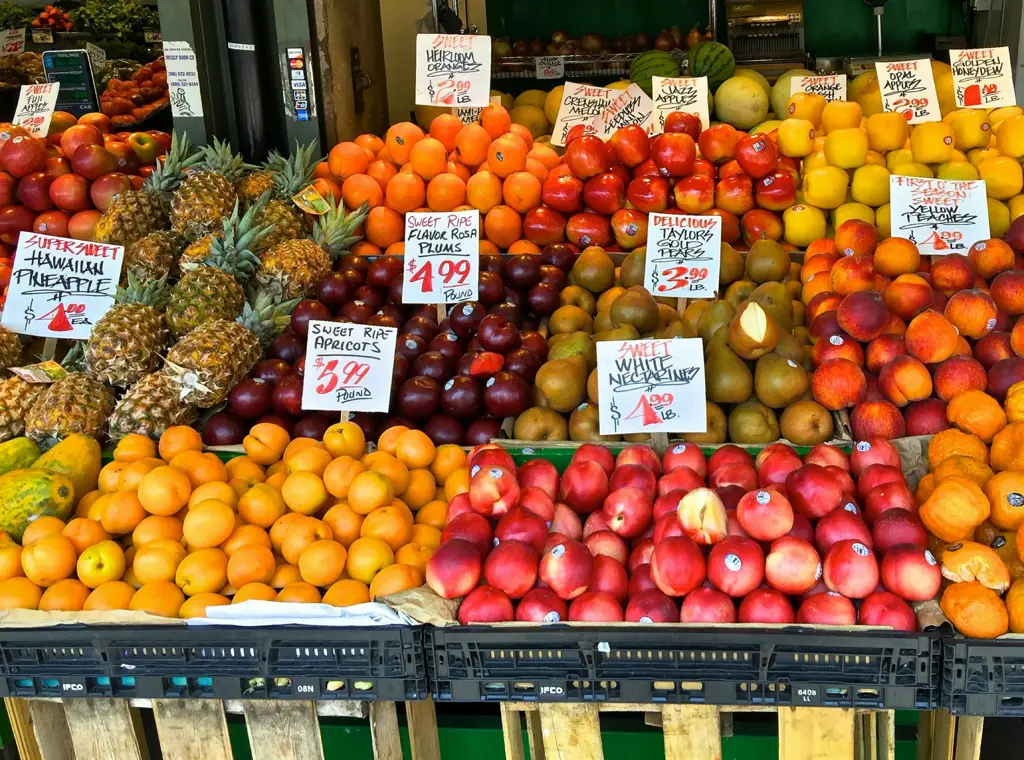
(652, 75), (709, 132)
(643, 213), (722, 298)
(0, 29), (26, 57)
(85, 42), (106, 71)
(888, 175), (990, 255)
(535, 56), (564, 80)
(402, 210), (480, 303)
(875, 59), (941, 123)
(790, 74), (848, 102)
(453, 95), (502, 125)
(550, 81), (616, 146)
(163, 41), (204, 117)
(592, 83), (654, 140)
(12, 83), (59, 138)
(0, 233), (123, 340)
(597, 338), (707, 435)
(950, 47), (1016, 109)
(301, 322), (398, 413)
(415, 34), (491, 107)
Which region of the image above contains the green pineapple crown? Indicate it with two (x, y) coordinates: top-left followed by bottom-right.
(143, 132), (203, 196)
(187, 199), (269, 284)
(314, 198), (369, 260)
(196, 138), (255, 185)
(240, 287), (301, 347)
(115, 272), (171, 310)
(263, 149), (287, 173)
(271, 141), (318, 200)
(59, 341), (87, 372)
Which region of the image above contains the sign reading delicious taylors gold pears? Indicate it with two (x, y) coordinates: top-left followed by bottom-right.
(301, 321), (397, 412)
(596, 338), (706, 435)
(643, 213), (722, 298)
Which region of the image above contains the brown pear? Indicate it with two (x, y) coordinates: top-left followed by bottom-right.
(620, 247), (646, 288)
(745, 239), (791, 283)
(572, 246), (616, 294)
(698, 300), (736, 344)
(610, 286), (660, 334)
(535, 355), (588, 413)
(569, 401), (619, 441)
(727, 301), (780, 359)
(720, 242), (745, 287)
(780, 400), (834, 445)
(513, 407), (569, 441)
(547, 332), (596, 368)
(724, 280), (756, 307)
(705, 341), (753, 404)
(728, 399), (781, 444)
(754, 351), (809, 408)
(683, 402), (728, 444)
(549, 305), (594, 335)
(749, 282), (793, 331)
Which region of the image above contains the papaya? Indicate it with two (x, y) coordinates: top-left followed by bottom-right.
(0, 438), (40, 477)
(33, 433), (101, 503)
(0, 468), (75, 541)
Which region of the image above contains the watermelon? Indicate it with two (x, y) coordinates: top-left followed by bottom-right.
(629, 51), (680, 96)
(690, 41), (735, 90)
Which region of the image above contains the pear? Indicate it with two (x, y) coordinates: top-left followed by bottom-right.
(610, 286), (660, 334)
(745, 239), (791, 283)
(749, 282), (793, 331)
(683, 401), (728, 444)
(728, 399), (781, 444)
(594, 325), (640, 342)
(728, 301), (779, 359)
(572, 246), (616, 293)
(724, 280), (756, 307)
(698, 300), (736, 345)
(535, 355), (588, 413)
(547, 332), (596, 369)
(755, 351), (809, 408)
(705, 342), (753, 404)
(620, 247), (646, 288)
(720, 242), (745, 287)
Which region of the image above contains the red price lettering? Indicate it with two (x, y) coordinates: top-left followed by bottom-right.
(314, 358), (370, 395)
(657, 266), (708, 292)
(315, 358), (340, 394)
(438, 258), (471, 285)
(409, 260), (434, 293)
(625, 393), (675, 427)
(339, 360), (370, 387)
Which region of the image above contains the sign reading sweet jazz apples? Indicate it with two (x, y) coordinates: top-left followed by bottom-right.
(643, 213), (722, 298)
(415, 34), (491, 108)
(790, 74), (847, 102)
(889, 175), (990, 255)
(402, 210), (479, 303)
(0, 233), (123, 340)
(875, 59), (941, 124)
(597, 338), (706, 435)
(301, 321), (397, 412)
(652, 75), (709, 131)
(950, 47), (1016, 109)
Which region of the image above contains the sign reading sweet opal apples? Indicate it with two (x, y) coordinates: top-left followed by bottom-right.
(889, 175), (990, 255)
(301, 321), (397, 412)
(875, 59), (941, 124)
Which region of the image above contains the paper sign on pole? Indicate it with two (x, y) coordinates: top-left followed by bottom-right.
(415, 34), (491, 107)
(643, 213), (722, 298)
(591, 83), (654, 139)
(950, 47), (1016, 108)
(0, 233), (123, 340)
(790, 74), (848, 102)
(163, 41), (204, 117)
(85, 42), (106, 71)
(652, 75), (709, 132)
(12, 83), (59, 138)
(597, 338), (707, 435)
(888, 175), (990, 255)
(301, 322), (398, 413)
(0, 29), (26, 57)
(550, 81), (616, 146)
(402, 210), (480, 303)
(875, 59), (941, 123)
(535, 56), (564, 80)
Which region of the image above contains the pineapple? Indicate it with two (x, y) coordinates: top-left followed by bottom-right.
(86, 274), (170, 387)
(123, 230), (184, 284)
(177, 232), (222, 270)
(24, 372), (115, 445)
(95, 133), (199, 247)
(108, 372), (197, 441)
(0, 376), (44, 442)
(255, 143), (317, 251)
(259, 198), (369, 299)
(162, 289), (299, 408)
(171, 138), (250, 239)
(164, 200), (268, 339)
(236, 149), (284, 206)
(0, 327), (23, 369)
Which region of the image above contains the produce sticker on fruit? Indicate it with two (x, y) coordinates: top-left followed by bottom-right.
(402, 210), (480, 303)
(592, 83), (655, 139)
(888, 176), (990, 255)
(597, 338), (706, 435)
(643, 213), (722, 298)
(789, 74), (847, 102)
(651, 76), (709, 132)
(12, 82), (59, 138)
(415, 34), (491, 108)
(950, 47), (1016, 108)
(875, 59), (941, 124)
(551, 82), (616, 146)
(0, 233), (124, 341)
(301, 321), (398, 413)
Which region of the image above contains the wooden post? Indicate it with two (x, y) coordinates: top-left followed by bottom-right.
(63, 699), (147, 760)
(662, 705), (722, 760)
(778, 707), (855, 760)
(538, 704), (604, 760)
(243, 700), (325, 760)
(153, 700), (233, 760)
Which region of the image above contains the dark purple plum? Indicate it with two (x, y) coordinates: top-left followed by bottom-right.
(229, 378), (273, 419)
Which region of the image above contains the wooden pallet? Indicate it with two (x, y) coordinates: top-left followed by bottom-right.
(3, 696), (441, 760)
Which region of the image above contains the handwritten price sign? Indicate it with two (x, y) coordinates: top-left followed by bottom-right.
(597, 338), (707, 435)
(0, 29), (25, 57)
(643, 213), (722, 298)
(652, 75), (709, 132)
(535, 56), (564, 80)
(0, 233), (123, 340)
(592, 83), (654, 140)
(790, 74), (848, 102)
(402, 210), (479, 304)
(13, 83), (59, 138)
(875, 59), (941, 124)
(301, 322), (397, 413)
(889, 175), (990, 256)
(551, 82), (615, 146)
(415, 34), (491, 108)
(951, 47), (1016, 109)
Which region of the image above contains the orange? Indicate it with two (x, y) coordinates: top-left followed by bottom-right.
(170, 451), (229, 488)
(509, 123), (534, 148)
(480, 104), (512, 139)
(430, 444), (466, 484)
(225, 456), (266, 484)
(189, 482), (238, 511)
(323, 502), (364, 547)
(74, 490), (102, 519)
(0, 577), (41, 609)
(271, 562), (302, 589)
(342, 173), (384, 209)
(346, 537), (395, 584)
(487, 134), (528, 178)
(508, 240), (541, 254)
(410, 524), (442, 549)
(928, 428), (989, 470)
(385, 122), (424, 165)
(227, 544), (276, 588)
(528, 145), (559, 170)
(182, 500), (236, 549)
(238, 483), (288, 528)
(429, 113), (463, 153)
(377, 425), (409, 455)
(281, 517), (334, 565)
(920, 476), (991, 542)
(948, 390), (1008, 443)
(132, 515), (183, 547)
(484, 205), (523, 249)
(426, 173), (466, 211)
(243, 423), (291, 466)
(360, 506), (413, 552)
(175, 548), (229, 596)
(133, 539), (187, 584)
(137, 466), (193, 516)
(220, 524), (271, 556)
(270, 512), (307, 553)
(21, 516), (66, 546)
(323, 422), (365, 459)
(323, 578), (370, 607)
(327, 141), (371, 180)
(233, 582), (278, 603)
(524, 158), (549, 183)
(130, 580), (185, 617)
(355, 133), (384, 154)
(113, 434), (157, 463)
(502, 171), (542, 213)
(447, 161), (472, 183)
(39, 578), (90, 611)
(369, 563), (423, 599)
(180, 592), (230, 619)
(365, 205), (404, 249)
(402, 469), (437, 510)
(281, 472), (330, 515)
(286, 446), (333, 477)
(466, 171), (503, 212)
(992, 423), (1024, 473)
(384, 171), (426, 214)
(298, 539), (347, 586)
(98, 461), (127, 493)
(395, 543), (434, 573)
(100, 491), (147, 535)
(394, 429), (436, 469)
(20, 534), (76, 587)
(159, 425), (203, 462)
(933, 455), (994, 487)
(76, 540), (126, 588)
(986, 471), (1024, 530)
(348, 470), (395, 515)
(940, 581), (1008, 638)
(415, 500), (448, 530)
(0, 543), (23, 583)
(409, 136), (448, 180)
(454, 123), (491, 166)
(83, 580), (135, 611)
(63, 518), (111, 555)
(363, 451), (409, 494)
(367, 159), (398, 191)
(118, 458), (164, 491)
(276, 581), (323, 603)
(444, 467), (470, 500)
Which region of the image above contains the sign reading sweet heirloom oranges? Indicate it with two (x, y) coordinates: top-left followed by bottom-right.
(415, 34), (491, 108)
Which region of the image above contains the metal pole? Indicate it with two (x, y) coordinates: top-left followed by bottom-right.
(709, 0), (719, 41)
(222, 0), (270, 160)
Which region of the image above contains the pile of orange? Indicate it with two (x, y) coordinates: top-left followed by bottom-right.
(316, 105), (561, 254)
(0, 423), (466, 618)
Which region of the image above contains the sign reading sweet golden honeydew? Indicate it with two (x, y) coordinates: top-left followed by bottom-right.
(950, 46), (1016, 109)
(875, 59), (941, 124)
(790, 74), (848, 102)
(591, 83), (655, 140)
(415, 34), (492, 108)
(550, 82), (616, 146)
(651, 75), (710, 132)
(301, 321), (398, 412)
(643, 213), (722, 298)
(888, 175), (990, 255)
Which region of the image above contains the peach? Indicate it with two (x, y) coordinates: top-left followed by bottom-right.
(738, 588), (795, 623)
(865, 481), (917, 522)
(483, 540), (538, 598)
(539, 538), (593, 600)
(811, 358), (867, 410)
(872, 510), (928, 552)
(468, 465), (520, 518)
(934, 355), (988, 400)
(857, 463), (905, 499)
(615, 444), (662, 476)
(653, 490), (685, 521)
(608, 464), (657, 500)
(628, 563), (658, 597)
(590, 554), (628, 602)
(426, 539), (482, 599)
(571, 443), (615, 476)
(905, 310), (960, 364)
(625, 589), (678, 623)
(708, 445), (754, 474)
(559, 461), (609, 515)
(568, 590), (623, 621)
(628, 539), (655, 573)
(850, 439), (901, 477)
(866, 335), (907, 373)
(835, 219), (878, 257)
(458, 586), (514, 624)
(837, 291), (889, 342)
(988, 357), (1024, 401)
(658, 467), (704, 497)
(829, 255), (875, 295)
(805, 443), (850, 471)
(797, 591), (856, 624)
(495, 507), (548, 554)
(991, 271), (1024, 314)
(884, 274), (933, 321)
(806, 291), (845, 323)
(851, 400), (906, 440)
(945, 289), (998, 339)
(815, 507), (873, 554)
(602, 487), (653, 538)
(736, 489), (794, 541)
(584, 530), (628, 565)
(765, 536), (821, 595)
(809, 310), (844, 343)
(709, 463), (758, 491)
(708, 537), (764, 597)
(883, 313), (909, 337)
(881, 545), (941, 601)
(757, 447), (803, 488)
(879, 355), (933, 406)
(650, 535), (706, 596)
(823, 539), (878, 598)
(518, 459), (559, 500)
(583, 511), (610, 539)
(662, 442), (707, 478)
(676, 487), (728, 545)
(679, 587), (737, 623)
(550, 503), (583, 541)
(905, 398), (952, 436)
(802, 254), (839, 283)
(442, 513), (493, 558)
(930, 254), (975, 294)
(812, 333), (865, 367)
(516, 587), (568, 622)
(858, 590), (916, 630)
(518, 487), (555, 524)
(969, 239), (1015, 279)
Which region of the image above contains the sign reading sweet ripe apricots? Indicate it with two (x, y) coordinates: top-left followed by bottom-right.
(301, 321), (397, 413)
(875, 59), (941, 124)
(889, 175), (990, 255)
(643, 213), (722, 298)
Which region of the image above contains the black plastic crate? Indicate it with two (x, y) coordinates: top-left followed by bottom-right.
(0, 625), (427, 701)
(941, 635), (1024, 716)
(428, 625), (940, 709)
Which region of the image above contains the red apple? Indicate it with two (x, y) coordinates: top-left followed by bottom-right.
(609, 123), (650, 167)
(797, 592), (857, 625)
(602, 486), (653, 538)
(757, 449), (803, 488)
(650, 132), (696, 177)
(736, 489), (794, 541)
(626, 176), (670, 213)
(625, 589), (678, 622)
(880, 544), (941, 601)
(426, 539), (482, 599)
(650, 535), (706, 597)
(676, 487), (728, 545)
(664, 111), (701, 139)
(858, 591), (916, 631)
(735, 133), (779, 178)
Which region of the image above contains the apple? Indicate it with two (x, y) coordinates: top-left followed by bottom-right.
(569, 590), (624, 622)
(676, 487), (728, 545)
(458, 586), (514, 624)
(738, 588), (795, 623)
(736, 489), (794, 541)
(765, 536), (821, 595)
(823, 540), (879, 599)
(516, 587), (569, 622)
(650, 535), (706, 597)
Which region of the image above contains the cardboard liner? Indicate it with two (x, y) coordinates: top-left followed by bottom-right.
(0, 609), (183, 628)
